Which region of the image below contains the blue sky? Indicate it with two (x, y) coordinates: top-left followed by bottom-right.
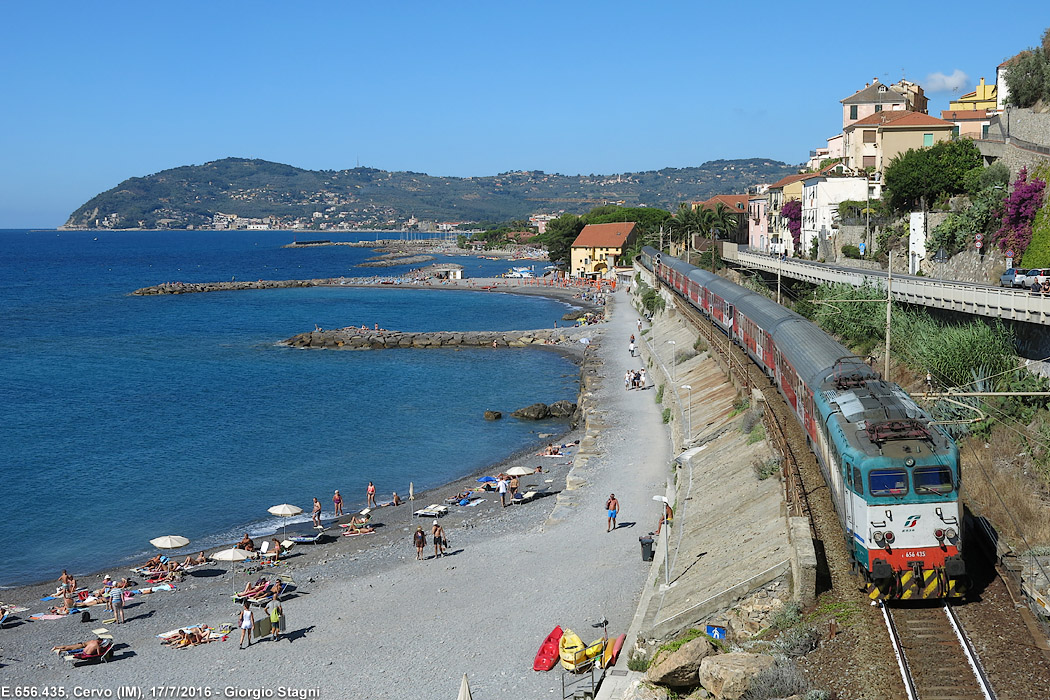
(1, 1), (1045, 227)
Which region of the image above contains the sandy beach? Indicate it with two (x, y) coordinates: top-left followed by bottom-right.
(0, 284), (669, 698)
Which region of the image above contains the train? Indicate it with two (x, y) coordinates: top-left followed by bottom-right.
(639, 247), (966, 600)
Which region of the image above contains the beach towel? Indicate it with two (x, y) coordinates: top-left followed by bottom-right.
(30, 613), (74, 620)
(461, 498), (485, 507)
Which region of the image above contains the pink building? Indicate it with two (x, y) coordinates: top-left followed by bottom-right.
(748, 194), (768, 252)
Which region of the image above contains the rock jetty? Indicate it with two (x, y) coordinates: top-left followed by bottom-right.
(133, 278), (343, 295)
(283, 328), (576, 350)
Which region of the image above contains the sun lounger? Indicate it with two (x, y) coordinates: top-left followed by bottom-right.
(513, 489), (546, 504)
(247, 580), (294, 606)
(287, 532), (323, 545)
(64, 639), (114, 665)
(414, 504), (449, 518)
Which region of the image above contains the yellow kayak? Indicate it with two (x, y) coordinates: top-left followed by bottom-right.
(559, 629), (606, 672)
(559, 629), (586, 671)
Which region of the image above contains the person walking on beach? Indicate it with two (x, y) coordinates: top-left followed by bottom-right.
(606, 494), (620, 532)
(238, 601), (254, 648)
(413, 526), (427, 560)
(625, 370), (632, 391)
(628, 341), (635, 357)
(333, 490), (343, 517)
(639, 368), (647, 390)
(637, 318), (643, 332)
(432, 520), (446, 558)
(366, 481), (377, 509)
(497, 476), (509, 507)
(268, 601), (283, 642)
(311, 498), (322, 529)
(108, 583), (125, 624)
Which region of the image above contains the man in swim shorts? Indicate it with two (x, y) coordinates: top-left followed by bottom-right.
(606, 494), (619, 532)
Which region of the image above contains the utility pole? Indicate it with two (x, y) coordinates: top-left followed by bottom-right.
(885, 250), (892, 382)
(777, 255), (782, 305)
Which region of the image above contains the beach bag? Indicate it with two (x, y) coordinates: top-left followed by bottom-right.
(80, 611), (92, 623)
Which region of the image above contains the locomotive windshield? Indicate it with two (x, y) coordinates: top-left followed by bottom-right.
(913, 466), (954, 495)
(869, 468), (908, 496)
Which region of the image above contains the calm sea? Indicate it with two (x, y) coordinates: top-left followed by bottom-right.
(0, 229), (578, 586)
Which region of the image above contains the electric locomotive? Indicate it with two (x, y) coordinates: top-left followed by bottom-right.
(639, 247), (965, 599)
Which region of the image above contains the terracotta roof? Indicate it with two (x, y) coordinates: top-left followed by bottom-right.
(767, 173), (818, 190)
(570, 221), (637, 248)
(698, 194), (749, 212)
(846, 110), (952, 130)
(940, 109), (991, 121)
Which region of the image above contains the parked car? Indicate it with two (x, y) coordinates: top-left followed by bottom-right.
(1028, 268), (1050, 288)
(1000, 268), (1029, 287)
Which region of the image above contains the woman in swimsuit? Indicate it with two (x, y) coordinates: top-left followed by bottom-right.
(332, 490), (343, 516)
(238, 602), (254, 649)
(366, 482), (377, 508)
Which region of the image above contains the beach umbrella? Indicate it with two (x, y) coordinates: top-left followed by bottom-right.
(476, 476), (497, 483)
(267, 504), (303, 540)
(457, 674), (473, 700)
(211, 548), (251, 594)
(409, 482), (414, 501)
(149, 535), (190, 550)
(506, 466), (533, 477)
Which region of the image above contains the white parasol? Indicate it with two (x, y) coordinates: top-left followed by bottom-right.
(506, 466), (534, 477)
(211, 548), (251, 593)
(457, 674), (473, 700)
(267, 504), (303, 540)
(409, 482), (415, 501)
(149, 535), (190, 550)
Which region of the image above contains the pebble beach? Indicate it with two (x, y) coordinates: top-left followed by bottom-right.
(1, 285), (671, 699)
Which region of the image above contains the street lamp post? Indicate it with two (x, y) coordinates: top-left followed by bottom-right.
(680, 385), (692, 441)
(653, 495), (671, 587)
(665, 340), (677, 382)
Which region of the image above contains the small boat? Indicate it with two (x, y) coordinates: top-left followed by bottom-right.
(559, 629), (605, 672)
(533, 625), (563, 671)
(601, 633), (626, 668)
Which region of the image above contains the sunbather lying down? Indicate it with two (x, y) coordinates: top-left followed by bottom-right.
(163, 628), (212, 648)
(237, 578), (271, 599)
(52, 639), (104, 655)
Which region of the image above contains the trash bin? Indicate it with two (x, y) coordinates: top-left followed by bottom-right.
(639, 535), (654, 562)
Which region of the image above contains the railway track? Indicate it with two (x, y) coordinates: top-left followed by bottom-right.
(882, 602), (996, 700)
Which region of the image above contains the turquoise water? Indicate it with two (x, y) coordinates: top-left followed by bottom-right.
(0, 230), (577, 586)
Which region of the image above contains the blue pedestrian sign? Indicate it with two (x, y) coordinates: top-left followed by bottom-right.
(859, 242), (866, 256)
(706, 625), (726, 640)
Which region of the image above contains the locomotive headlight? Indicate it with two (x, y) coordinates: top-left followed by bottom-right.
(945, 527), (957, 540)
(934, 528), (945, 540)
(905, 458), (915, 467)
(873, 531), (884, 542)
(884, 531), (895, 544)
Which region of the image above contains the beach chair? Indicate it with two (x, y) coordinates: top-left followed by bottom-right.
(414, 504), (449, 518)
(287, 532), (322, 545)
(247, 577), (294, 606)
(65, 639), (114, 666)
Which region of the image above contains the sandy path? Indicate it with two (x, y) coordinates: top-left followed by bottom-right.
(2, 288), (670, 698)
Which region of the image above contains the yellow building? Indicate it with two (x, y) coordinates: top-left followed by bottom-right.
(844, 111), (955, 174)
(570, 222), (637, 278)
(948, 77), (998, 113)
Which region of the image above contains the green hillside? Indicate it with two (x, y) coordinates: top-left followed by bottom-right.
(64, 157), (797, 230)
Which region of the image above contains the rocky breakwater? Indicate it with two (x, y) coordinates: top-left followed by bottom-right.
(133, 279), (340, 295)
(282, 327), (580, 350)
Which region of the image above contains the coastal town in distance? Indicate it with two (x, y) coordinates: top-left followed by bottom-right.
(6, 8), (1050, 700)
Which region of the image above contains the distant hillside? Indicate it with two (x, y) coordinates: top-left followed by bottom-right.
(64, 157), (797, 230)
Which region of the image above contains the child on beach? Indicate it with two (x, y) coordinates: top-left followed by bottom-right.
(413, 526), (427, 560)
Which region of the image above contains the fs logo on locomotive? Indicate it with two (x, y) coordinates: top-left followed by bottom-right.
(903, 515), (921, 529)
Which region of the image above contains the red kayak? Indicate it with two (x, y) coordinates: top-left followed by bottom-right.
(533, 625), (563, 671)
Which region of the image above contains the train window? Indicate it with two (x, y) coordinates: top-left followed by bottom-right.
(852, 466), (863, 495)
(913, 466), (954, 495)
(869, 469), (908, 497)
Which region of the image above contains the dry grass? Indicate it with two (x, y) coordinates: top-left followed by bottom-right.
(961, 427), (1050, 549)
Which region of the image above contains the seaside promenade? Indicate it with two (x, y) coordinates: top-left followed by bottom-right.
(1, 286), (674, 698)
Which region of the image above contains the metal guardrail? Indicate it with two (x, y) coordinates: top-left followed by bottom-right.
(721, 244), (1050, 326)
